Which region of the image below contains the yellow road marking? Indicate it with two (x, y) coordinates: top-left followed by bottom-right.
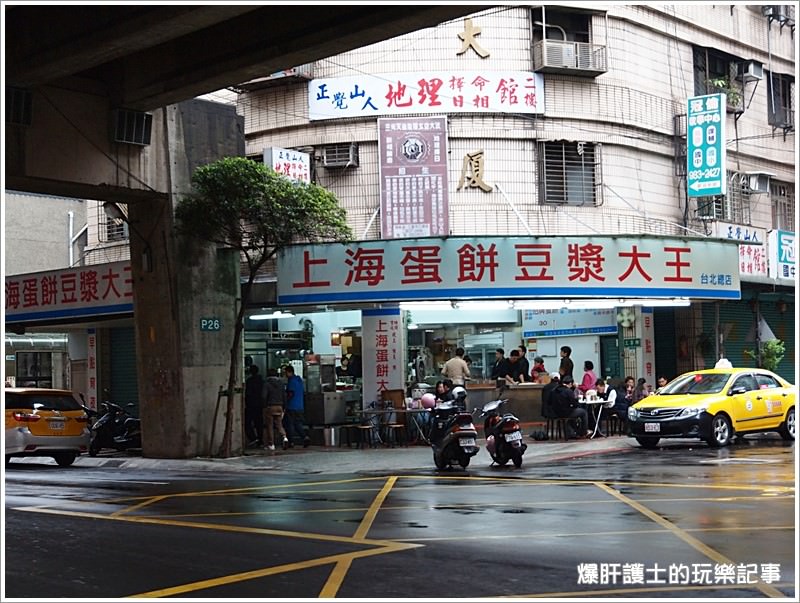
(595, 482), (786, 598)
(393, 524), (794, 542)
(130, 544), (413, 598)
(111, 494), (168, 517)
(12, 472), (793, 598)
(320, 476), (398, 598)
(12, 505), (415, 548)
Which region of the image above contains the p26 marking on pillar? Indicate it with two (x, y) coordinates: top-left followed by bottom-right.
(200, 318), (222, 332)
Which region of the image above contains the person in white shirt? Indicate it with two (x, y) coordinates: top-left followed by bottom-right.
(441, 347), (471, 386)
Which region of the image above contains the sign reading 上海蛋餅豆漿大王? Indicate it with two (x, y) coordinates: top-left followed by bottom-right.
(276, 236), (741, 305)
(687, 93), (726, 198)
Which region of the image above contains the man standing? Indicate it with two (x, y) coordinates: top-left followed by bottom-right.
(284, 365), (310, 448)
(517, 345), (530, 382)
(504, 349), (528, 385)
(262, 368), (288, 451)
(441, 347), (471, 386)
(558, 345), (574, 380)
(490, 348), (511, 388)
(244, 365), (265, 448)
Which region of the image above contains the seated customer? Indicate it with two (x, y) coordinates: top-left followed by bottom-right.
(596, 378), (629, 434)
(550, 374), (591, 439)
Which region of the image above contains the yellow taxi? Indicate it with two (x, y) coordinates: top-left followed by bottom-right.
(627, 367), (796, 448)
(5, 388), (91, 466)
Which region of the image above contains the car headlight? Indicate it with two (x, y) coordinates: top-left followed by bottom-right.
(628, 407), (639, 421)
(675, 407), (704, 419)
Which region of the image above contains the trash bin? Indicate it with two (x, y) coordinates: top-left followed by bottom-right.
(323, 426), (338, 447)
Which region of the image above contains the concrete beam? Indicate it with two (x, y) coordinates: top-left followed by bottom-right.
(121, 5), (488, 109)
(4, 175), (169, 205)
(6, 6), (260, 87)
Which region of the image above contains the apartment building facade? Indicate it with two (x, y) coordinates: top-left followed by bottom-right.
(236, 4), (796, 383)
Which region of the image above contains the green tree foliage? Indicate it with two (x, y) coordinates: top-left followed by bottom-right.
(176, 157), (352, 456)
(744, 339), (786, 373)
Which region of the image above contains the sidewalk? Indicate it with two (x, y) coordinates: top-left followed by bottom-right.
(10, 434), (636, 474)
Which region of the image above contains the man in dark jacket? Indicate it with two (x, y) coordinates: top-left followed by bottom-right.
(244, 364), (265, 447)
(262, 368), (288, 450)
(490, 348), (511, 388)
(549, 374), (590, 439)
(541, 372), (561, 418)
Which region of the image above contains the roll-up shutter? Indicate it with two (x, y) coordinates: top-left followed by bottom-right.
(653, 308), (677, 381)
(110, 327), (139, 416)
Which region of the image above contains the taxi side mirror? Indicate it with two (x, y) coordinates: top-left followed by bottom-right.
(729, 386), (747, 396)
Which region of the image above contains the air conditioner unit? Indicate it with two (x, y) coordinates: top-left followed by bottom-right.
(737, 60), (764, 83)
(545, 42), (575, 68)
(112, 109), (153, 145)
(322, 143), (359, 169)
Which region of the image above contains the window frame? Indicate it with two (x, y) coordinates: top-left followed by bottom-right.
(538, 140), (602, 206)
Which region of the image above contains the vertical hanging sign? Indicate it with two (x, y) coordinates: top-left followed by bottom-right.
(378, 116), (449, 238)
(687, 93), (726, 197)
(361, 308), (405, 409)
(86, 328), (97, 410)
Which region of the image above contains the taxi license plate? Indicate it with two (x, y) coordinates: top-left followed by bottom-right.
(644, 422), (660, 433)
(48, 420), (65, 431)
(459, 438), (476, 448)
(505, 431), (523, 442)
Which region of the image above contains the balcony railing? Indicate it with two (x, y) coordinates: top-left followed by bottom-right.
(532, 39), (607, 76)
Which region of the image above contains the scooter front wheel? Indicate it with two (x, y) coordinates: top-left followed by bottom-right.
(88, 439), (101, 457)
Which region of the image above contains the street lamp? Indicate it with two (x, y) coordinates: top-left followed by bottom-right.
(102, 201), (153, 272)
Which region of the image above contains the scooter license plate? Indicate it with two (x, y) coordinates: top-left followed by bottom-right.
(644, 422), (660, 433)
(504, 431), (522, 442)
(459, 438), (476, 448)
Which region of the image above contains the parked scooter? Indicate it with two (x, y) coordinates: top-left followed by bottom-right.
(78, 393), (100, 428)
(89, 400), (142, 456)
(479, 398), (527, 468)
(425, 387), (480, 470)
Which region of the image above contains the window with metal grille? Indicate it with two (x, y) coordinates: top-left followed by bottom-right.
(96, 204), (129, 242)
(696, 171), (750, 223)
(538, 141), (601, 205)
(770, 180), (795, 230)
(6, 86), (32, 125)
(766, 71), (795, 129)
(693, 46), (736, 96)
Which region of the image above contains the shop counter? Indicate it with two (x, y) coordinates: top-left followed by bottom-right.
(498, 383), (545, 423)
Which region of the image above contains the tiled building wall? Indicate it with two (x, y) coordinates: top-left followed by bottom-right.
(240, 5), (794, 243)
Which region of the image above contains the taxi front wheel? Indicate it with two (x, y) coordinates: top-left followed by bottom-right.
(706, 414), (731, 447)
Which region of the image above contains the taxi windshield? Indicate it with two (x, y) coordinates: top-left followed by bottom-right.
(659, 373), (730, 395)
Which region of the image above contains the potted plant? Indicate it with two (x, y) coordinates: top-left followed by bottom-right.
(707, 77), (743, 111)
(744, 339), (785, 373)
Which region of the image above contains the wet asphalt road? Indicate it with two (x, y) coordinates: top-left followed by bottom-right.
(4, 438), (796, 599)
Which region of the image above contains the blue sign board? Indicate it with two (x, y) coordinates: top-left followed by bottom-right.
(687, 93), (726, 197)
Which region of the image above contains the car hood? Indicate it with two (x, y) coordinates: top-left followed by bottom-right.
(632, 393), (724, 409)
